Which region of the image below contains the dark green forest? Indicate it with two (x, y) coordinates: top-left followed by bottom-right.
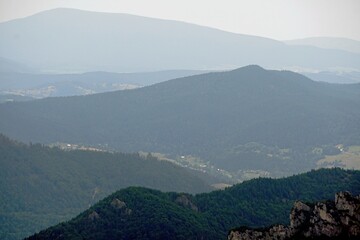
(27, 168), (360, 240)
(0, 134), (213, 240)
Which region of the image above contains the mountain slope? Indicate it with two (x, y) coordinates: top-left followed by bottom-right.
(0, 8), (359, 73)
(1, 66), (360, 175)
(26, 168), (360, 240)
(0, 134), (213, 240)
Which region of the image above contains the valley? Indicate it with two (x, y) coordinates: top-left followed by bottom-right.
(317, 145), (360, 169)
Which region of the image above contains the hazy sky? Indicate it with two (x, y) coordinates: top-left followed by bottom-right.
(1, 0), (359, 41)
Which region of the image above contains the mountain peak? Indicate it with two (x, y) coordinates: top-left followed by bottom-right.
(229, 65), (265, 73)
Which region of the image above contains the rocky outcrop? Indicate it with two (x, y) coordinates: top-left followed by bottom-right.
(175, 194), (198, 212)
(228, 192), (360, 240)
(88, 211), (100, 221)
(110, 198), (132, 216)
(228, 225), (291, 240)
(111, 198), (126, 209)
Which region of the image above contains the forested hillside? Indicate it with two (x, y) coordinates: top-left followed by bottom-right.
(1, 66), (359, 176)
(0, 135), (213, 240)
(26, 168), (360, 240)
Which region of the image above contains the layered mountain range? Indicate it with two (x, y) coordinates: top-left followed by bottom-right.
(1, 7), (360, 240)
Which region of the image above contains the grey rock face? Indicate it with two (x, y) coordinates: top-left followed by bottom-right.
(175, 194), (199, 212)
(111, 198), (126, 209)
(110, 198), (132, 216)
(228, 225), (291, 240)
(290, 201), (311, 229)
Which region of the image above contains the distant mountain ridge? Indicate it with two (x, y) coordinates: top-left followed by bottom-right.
(302, 71), (360, 84)
(0, 70), (207, 99)
(0, 8), (359, 73)
(1, 65), (359, 176)
(285, 37), (360, 54)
